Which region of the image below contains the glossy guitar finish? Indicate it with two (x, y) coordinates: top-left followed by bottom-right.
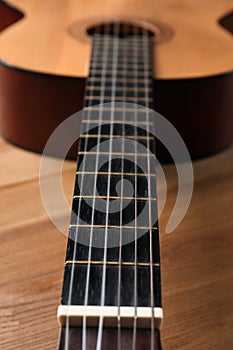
(0, 0), (233, 159)
(0, 1), (233, 350)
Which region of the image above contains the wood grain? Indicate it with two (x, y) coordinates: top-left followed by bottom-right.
(0, 135), (233, 349)
(0, 0), (233, 79)
(0, 1), (233, 348)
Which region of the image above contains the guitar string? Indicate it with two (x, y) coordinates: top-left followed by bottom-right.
(81, 28), (110, 350)
(96, 21), (120, 350)
(117, 23), (128, 350)
(77, 28), (145, 350)
(64, 25), (104, 350)
(92, 26), (152, 349)
(60, 22), (107, 350)
(142, 29), (155, 350)
(82, 26), (112, 350)
(132, 26), (140, 350)
(64, 21), (155, 350)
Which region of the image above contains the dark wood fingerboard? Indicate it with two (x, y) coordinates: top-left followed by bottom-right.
(60, 34), (162, 310)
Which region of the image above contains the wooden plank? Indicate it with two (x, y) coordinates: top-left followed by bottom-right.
(0, 135), (233, 349)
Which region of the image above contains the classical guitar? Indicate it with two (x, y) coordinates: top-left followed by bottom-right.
(0, 1), (233, 350)
(0, 0), (233, 159)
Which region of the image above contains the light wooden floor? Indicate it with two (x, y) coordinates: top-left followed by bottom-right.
(0, 136), (233, 349)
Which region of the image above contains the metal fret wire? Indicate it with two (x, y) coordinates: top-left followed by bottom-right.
(96, 22), (120, 350)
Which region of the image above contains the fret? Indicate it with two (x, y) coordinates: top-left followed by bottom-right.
(65, 260), (160, 267)
(82, 123), (154, 134)
(78, 151), (155, 157)
(78, 138), (155, 154)
(81, 137), (155, 150)
(83, 105), (153, 112)
(83, 105), (153, 111)
(81, 119), (153, 125)
(90, 66), (150, 73)
(93, 36), (151, 43)
(81, 108), (155, 117)
(90, 55), (151, 63)
(80, 124), (152, 136)
(69, 224), (158, 230)
(88, 77), (152, 84)
(80, 134), (153, 140)
(92, 45), (152, 53)
(90, 64), (153, 73)
(74, 170), (156, 198)
(90, 58), (152, 66)
(86, 90), (152, 99)
(73, 195), (157, 201)
(91, 60), (148, 66)
(85, 95), (152, 102)
(90, 69), (151, 77)
(80, 123), (153, 135)
(86, 86), (152, 93)
(93, 36), (152, 42)
(85, 100), (154, 109)
(87, 82), (153, 91)
(91, 48), (152, 55)
(81, 114), (155, 126)
(76, 171), (155, 177)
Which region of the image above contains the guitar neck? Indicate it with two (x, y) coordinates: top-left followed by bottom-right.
(58, 31), (163, 348)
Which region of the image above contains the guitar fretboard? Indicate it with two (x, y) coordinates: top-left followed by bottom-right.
(59, 33), (162, 328)
(85, 35), (154, 109)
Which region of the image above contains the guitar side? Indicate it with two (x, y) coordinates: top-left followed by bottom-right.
(0, 0), (233, 159)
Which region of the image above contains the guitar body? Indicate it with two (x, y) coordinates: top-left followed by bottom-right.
(0, 0), (233, 159)
(1, 2), (233, 350)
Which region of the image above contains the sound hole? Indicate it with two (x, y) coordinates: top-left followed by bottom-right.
(68, 18), (173, 44)
(87, 22), (154, 38)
